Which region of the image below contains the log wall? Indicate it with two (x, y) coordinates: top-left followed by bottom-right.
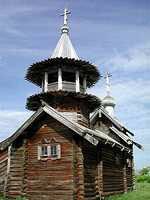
(102, 145), (124, 196)
(126, 165), (133, 190)
(0, 150), (8, 193)
(83, 142), (100, 200)
(6, 143), (26, 197)
(72, 140), (85, 200)
(25, 119), (75, 200)
(0, 116), (134, 199)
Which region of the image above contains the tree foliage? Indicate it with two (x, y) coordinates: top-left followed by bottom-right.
(136, 166), (150, 183)
(139, 167), (150, 176)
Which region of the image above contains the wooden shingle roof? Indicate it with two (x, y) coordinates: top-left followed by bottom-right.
(0, 102), (132, 152)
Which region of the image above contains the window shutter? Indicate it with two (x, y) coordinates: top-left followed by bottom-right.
(38, 145), (41, 160)
(57, 144), (61, 159)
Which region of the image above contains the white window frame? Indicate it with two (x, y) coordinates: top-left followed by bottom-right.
(38, 143), (61, 160)
(51, 144), (61, 160)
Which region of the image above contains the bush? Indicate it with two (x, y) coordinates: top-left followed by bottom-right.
(136, 175), (150, 183)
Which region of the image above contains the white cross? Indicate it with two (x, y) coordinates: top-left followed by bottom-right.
(104, 72), (112, 96)
(60, 8), (71, 25)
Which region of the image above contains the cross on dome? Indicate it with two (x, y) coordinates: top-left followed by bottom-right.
(60, 8), (71, 25)
(102, 71), (116, 116)
(104, 72), (112, 96)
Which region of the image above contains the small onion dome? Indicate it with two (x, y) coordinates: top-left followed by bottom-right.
(102, 95), (116, 107)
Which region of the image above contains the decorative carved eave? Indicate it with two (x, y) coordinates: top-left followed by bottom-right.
(25, 57), (100, 87)
(26, 91), (101, 113)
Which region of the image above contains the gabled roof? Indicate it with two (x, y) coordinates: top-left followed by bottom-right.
(90, 107), (143, 150)
(0, 102), (131, 152)
(90, 107), (134, 136)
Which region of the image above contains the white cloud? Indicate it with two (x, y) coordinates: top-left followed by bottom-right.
(113, 79), (150, 105)
(0, 110), (32, 142)
(91, 78), (150, 107)
(0, 47), (50, 57)
(106, 43), (150, 71)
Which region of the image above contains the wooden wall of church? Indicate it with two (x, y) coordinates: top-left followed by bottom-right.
(0, 117), (134, 199)
(72, 140), (85, 200)
(6, 143), (26, 197)
(102, 145), (124, 196)
(126, 164), (133, 190)
(0, 150), (8, 193)
(83, 142), (100, 200)
(25, 119), (75, 200)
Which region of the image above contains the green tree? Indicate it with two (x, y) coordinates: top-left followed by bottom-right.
(139, 167), (150, 176)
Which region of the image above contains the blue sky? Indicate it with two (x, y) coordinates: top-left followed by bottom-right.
(0, 0), (149, 170)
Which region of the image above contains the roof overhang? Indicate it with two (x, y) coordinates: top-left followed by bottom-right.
(0, 102), (134, 152)
(90, 107), (134, 136)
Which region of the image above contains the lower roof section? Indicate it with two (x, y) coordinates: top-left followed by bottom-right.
(0, 101), (133, 152)
(26, 91), (101, 112)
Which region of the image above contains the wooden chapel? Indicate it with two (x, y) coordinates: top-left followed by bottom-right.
(0, 8), (142, 200)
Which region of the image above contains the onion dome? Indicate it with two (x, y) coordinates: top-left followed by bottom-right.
(102, 95), (116, 107)
(102, 72), (116, 116)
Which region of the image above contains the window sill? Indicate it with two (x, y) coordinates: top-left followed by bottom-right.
(39, 157), (60, 161)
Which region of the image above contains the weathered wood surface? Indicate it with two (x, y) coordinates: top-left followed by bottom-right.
(72, 140), (85, 200)
(83, 142), (100, 200)
(6, 144), (26, 197)
(0, 150), (8, 193)
(91, 115), (133, 149)
(102, 146), (124, 195)
(25, 119), (75, 200)
(126, 165), (133, 190)
(0, 115), (134, 200)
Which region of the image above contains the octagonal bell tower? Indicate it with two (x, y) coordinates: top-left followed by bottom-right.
(25, 9), (101, 127)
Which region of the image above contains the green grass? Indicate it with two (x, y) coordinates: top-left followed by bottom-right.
(106, 183), (150, 200)
(0, 196), (27, 200)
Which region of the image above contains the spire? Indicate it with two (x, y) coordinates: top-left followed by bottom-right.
(51, 8), (79, 60)
(102, 72), (116, 116)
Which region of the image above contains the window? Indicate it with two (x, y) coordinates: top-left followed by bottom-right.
(41, 146), (48, 157)
(62, 71), (75, 82)
(38, 145), (50, 160)
(51, 145), (57, 158)
(38, 143), (61, 160)
(48, 72), (58, 84)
